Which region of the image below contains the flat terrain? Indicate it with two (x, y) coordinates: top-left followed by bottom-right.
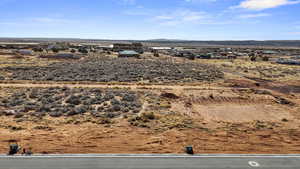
(0, 50), (299, 154)
(1, 155), (300, 169)
(3, 57), (223, 82)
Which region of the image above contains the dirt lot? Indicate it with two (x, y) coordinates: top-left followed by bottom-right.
(0, 51), (300, 154)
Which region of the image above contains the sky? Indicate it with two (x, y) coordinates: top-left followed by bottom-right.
(0, 0), (300, 40)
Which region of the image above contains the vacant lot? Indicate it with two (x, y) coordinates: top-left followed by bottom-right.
(0, 84), (299, 154)
(0, 51), (299, 154)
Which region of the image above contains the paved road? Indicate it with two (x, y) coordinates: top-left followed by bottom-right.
(0, 155), (300, 169)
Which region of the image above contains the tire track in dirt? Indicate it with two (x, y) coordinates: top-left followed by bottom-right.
(183, 96), (274, 105)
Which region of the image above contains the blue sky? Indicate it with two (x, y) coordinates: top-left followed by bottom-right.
(0, 0), (299, 40)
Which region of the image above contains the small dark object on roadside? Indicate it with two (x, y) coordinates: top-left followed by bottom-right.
(185, 146), (194, 155)
(22, 148), (33, 156)
(8, 143), (21, 155)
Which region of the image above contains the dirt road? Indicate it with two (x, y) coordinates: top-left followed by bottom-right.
(0, 82), (235, 91)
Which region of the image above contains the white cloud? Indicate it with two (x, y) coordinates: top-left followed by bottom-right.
(154, 16), (174, 20)
(288, 32), (300, 35)
(183, 12), (206, 21)
(239, 13), (271, 18)
(237, 0), (300, 10)
(159, 20), (181, 26)
(154, 10), (209, 26)
(124, 8), (238, 26)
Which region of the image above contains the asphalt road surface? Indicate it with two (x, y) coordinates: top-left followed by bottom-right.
(0, 154), (300, 169)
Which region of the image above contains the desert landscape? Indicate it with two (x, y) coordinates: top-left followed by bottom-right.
(0, 39), (300, 154)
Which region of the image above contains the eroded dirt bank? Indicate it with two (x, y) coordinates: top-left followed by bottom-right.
(1, 118), (300, 154)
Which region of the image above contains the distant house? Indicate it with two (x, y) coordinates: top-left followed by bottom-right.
(262, 50), (278, 55)
(174, 50), (194, 58)
(197, 53), (213, 59)
(118, 50), (140, 58)
(150, 47), (173, 56)
(291, 56), (300, 60)
(39, 53), (81, 59)
(17, 49), (33, 55)
(47, 42), (70, 51)
(276, 58), (300, 65)
(113, 43), (143, 54)
(150, 47), (172, 51)
(219, 48), (232, 52)
(47, 44), (56, 50)
(96, 45), (113, 51)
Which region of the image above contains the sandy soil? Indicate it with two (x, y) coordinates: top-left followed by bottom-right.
(1, 117), (300, 154)
(0, 80), (299, 154)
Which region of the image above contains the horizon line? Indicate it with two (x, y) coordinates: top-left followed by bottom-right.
(0, 37), (299, 42)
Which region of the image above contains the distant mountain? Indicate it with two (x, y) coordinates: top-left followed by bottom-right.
(1, 37), (300, 47)
(144, 40), (300, 47)
(147, 39), (188, 42)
